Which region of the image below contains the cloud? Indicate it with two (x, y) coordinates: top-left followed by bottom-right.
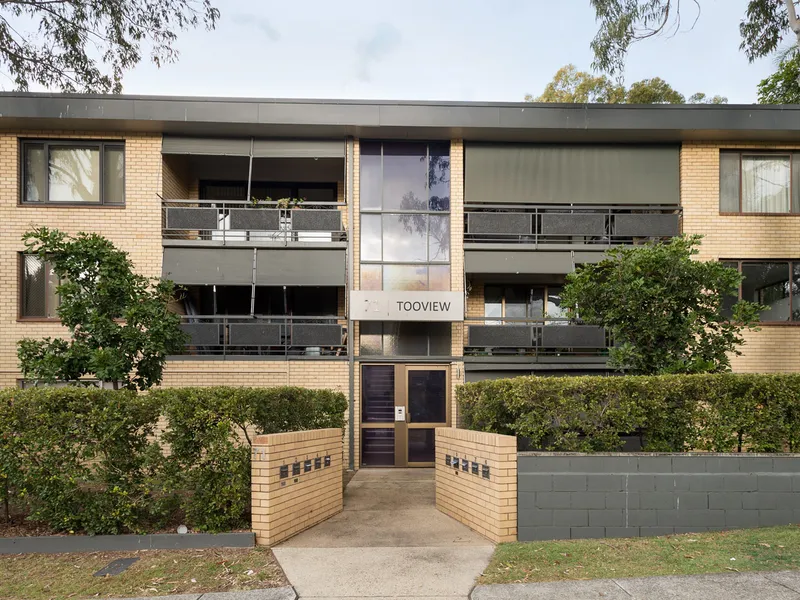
(356, 22), (402, 82)
(230, 13), (281, 42)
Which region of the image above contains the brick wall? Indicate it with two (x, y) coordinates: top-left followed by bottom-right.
(681, 141), (800, 373)
(0, 132), (163, 388)
(251, 428), (343, 546)
(435, 427), (517, 542)
(518, 452), (800, 541)
(160, 360), (349, 390)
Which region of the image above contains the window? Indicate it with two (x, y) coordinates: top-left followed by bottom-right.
(719, 151), (799, 214)
(22, 140), (125, 205)
(484, 285), (564, 323)
(20, 254), (60, 318)
(359, 141), (451, 291)
(722, 260), (800, 322)
(359, 322), (451, 356)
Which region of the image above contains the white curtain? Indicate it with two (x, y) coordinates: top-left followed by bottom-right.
(741, 156), (791, 213)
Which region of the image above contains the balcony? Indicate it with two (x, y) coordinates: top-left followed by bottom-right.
(176, 315), (347, 359)
(162, 200), (346, 246)
(464, 317), (609, 363)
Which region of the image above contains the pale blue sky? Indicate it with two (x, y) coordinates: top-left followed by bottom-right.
(120, 0), (776, 103)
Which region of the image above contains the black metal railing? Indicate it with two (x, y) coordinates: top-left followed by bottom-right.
(176, 315), (347, 358)
(464, 317), (610, 357)
(464, 204), (681, 246)
(162, 200), (347, 244)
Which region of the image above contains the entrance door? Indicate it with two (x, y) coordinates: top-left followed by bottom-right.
(360, 364), (450, 468)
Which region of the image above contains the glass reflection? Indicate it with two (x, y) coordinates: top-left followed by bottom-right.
(360, 214), (382, 261)
(382, 143), (426, 211)
(742, 262), (790, 321)
(382, 214), (427, 262)
(428, 215), (450, 262)
(49, 147), (100, 202)
(360, 142), (382, 210)
(428, 143), (450, 211)
(360, 264), (382, 291)
(428, 265), (450, 291)
(384, 265), (428, 291)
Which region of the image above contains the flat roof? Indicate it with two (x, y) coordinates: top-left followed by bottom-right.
(2, 92), (800, 142)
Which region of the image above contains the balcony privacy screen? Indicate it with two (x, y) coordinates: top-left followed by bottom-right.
(465, 144), (679, 205)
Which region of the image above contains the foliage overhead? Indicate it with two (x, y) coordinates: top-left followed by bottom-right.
(561, 235), (763, 374)
(758, 52), (800, 102)
(589, 0), (800, 76)
(529, 64), (727, 103)
(18, 227), (187, 390)
(0, 0), (219, 93)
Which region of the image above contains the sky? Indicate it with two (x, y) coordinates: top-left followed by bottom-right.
(115, 0), (777, 104)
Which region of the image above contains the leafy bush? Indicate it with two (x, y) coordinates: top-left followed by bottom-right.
(0, 385), (347, 534)
(457, 373), (800, 453)
(152, 386), (347, 532)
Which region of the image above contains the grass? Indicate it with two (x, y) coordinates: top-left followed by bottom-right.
(481, 525), (800, 584)
(0, 547), (286, 600)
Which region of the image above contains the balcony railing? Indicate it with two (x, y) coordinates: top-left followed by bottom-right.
(176, 315), (347, 358)
(162, 200), (346, 244)
(464, 204), (681, 247)
(464, 317), (610, 358)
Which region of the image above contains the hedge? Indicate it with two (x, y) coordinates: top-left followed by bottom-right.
(0, 386), (347, 534)
(456, 373), (800, 453)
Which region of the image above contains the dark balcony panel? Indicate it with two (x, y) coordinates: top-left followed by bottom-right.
(541, 325), (605, 348)
(292, 324), (343, 346)
(166, 207), (218, 230)
(468, 212), (531, 235)
(615, 214), (679, 237)
(541, 213), (606, 236)
(229, 208), (280, 230)
(292, 210), (342, 231)
(163, 247), (254, 285)
(255, 249), (345, 285)
(181, 323), (221, 346)
(229, 323), (282, 346)
(468, 325), (533, 347)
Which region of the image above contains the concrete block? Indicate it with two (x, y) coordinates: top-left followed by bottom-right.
(725, 510), (760, 528)
(792, 475), (800, 492)
(674, 526), (710, 534)
(605, 492), (640, 510)
(657, 510), (679, 527)
(605, 527), (640, 539)
(738, 457), (774, 473)
(706, 457), (742, 473)
(519, 474), (552, 492)
(676, 493), (708, 511)
(742, 492), (777, 510)
(773, 457), (800, 472)
(535, 491), (571, 509)
(587, 474), (625, 492)
(724, 474), (758, 492)
(600, 456), (636, 473)
(672, 456), (708, 473)
(569, 456), (603, 472)
(758, 475), (793, 493)
(570, 492), (606, 509)
(676, 510), (725, 528)
(759, 510), (795, 527)
(570, 527), (605, 539)
(627, 510), (658, 527)
(518, 526), (571, 541)
(627, 475), (655, 492)
(640, 527), (675, 537)
(637, 456), (673, 473)
(639, 492), (676, 510)
(689, 475), (724, 492)
(775, 493), (800, 511)
(655, 474), (692, 492)
(518, 509), (554, 527)
(589, 509), (624, 527)
(519, 456), (570, 472)
(709, 493), (743, 510)
(552, 474), (587, 492)
(553, 509), (588, 527)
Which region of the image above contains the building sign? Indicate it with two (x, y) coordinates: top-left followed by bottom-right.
(350, 291), (464, 322)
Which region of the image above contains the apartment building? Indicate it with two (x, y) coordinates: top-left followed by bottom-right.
(2, 94), (799, 469)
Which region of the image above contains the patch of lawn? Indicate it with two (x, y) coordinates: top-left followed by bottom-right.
(0, 547), (286, 600)
(481, 525), (800, 584)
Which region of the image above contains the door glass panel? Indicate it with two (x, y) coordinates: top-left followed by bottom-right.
(362, 365), (395, 422)
(362, 428), (395, 467)
(408, 370), (447, 423)
(408, 429), (436, 463)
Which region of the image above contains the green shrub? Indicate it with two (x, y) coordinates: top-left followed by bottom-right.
(456, 373), (800, 453)
(152, 386), (347, 532)
(0, 387), (162, 534)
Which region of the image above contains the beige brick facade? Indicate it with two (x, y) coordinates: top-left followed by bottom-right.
(681, 141), (800, 373)
(251, 428), (343, 546)
(435, 427), (517, 542)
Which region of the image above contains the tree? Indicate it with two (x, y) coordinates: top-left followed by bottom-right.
(758, 52), (800, 102)
(590, 0), (800, 76)
(560, 235), (764, 374)
(0, 0), (219, 93)
(529, 64), (727, 103)
(18, 227), (187, 390)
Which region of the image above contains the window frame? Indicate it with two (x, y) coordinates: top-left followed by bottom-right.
(722, 259), (800, 325)
(18, 253), (61, 321)
(20, 139), (126, 206)
(720, 150), (799, 216)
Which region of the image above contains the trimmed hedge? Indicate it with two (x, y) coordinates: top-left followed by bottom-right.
(457, 374), (800, 453)
(0, 386), (347, 534)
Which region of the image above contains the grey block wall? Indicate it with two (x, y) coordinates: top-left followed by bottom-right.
(518, 453), (800, 542)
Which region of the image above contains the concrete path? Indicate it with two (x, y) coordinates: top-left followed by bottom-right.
(471, 570), (800, 599)
(272, 468), (495, 599)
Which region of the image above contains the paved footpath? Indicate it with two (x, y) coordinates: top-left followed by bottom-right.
(471, 570), (800, 599)
(272, 468), (494, 599)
